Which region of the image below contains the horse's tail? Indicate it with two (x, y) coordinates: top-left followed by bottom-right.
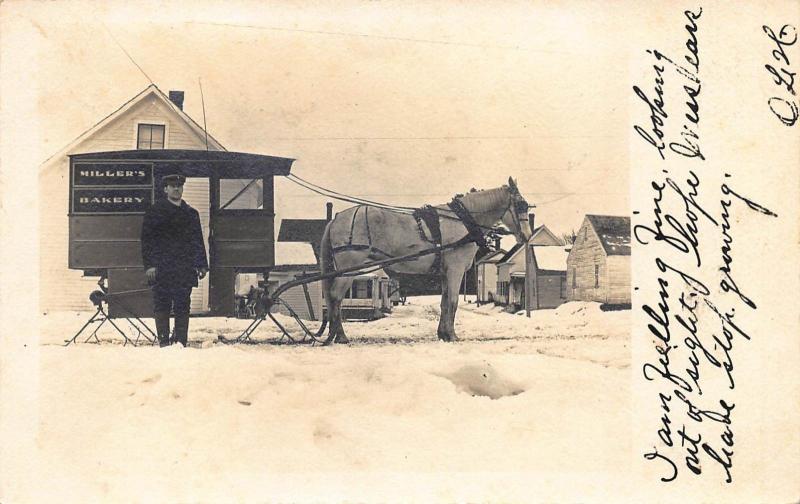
(316, 221), (334, 337)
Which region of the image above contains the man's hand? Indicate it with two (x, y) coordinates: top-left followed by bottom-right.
(197, 267), (208, 280)
(145, 267), (157, 283)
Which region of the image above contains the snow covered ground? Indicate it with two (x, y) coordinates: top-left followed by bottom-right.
(25, 297), (631, 502)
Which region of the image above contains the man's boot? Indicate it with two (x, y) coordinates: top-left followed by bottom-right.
(154, 311), (172, 347)
(173, 313), (190, 347)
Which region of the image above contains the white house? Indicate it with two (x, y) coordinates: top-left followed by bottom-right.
(475, 249), (506, 304)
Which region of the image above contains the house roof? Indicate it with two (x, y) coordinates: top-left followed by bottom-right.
(529, 224), (564, 246)
(42, 84), (226, 168)
(496, 223), (565, 266)
(275, 242), (318, 266)
(497, 243), (524, 264)
(278, 219), (328, 250)
(532, 245), (569, 271)
(476, 249), (507, 264)
(586, 215), (631, 256)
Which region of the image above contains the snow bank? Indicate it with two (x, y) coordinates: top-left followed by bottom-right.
(21, 297), (631, 502)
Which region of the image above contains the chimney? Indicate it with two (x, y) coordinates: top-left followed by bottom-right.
(168, 90), (185, 110)
(494, 237), (501, 250)
(528, 212), (536, 233)
(326, 202), (333, 221)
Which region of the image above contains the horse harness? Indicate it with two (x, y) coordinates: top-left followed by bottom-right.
(332, 195), (503, 275)
(331, 205), (396, 260)
(412, 204), (444, 273)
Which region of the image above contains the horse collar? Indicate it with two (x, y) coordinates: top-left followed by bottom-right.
(447, 197), (488, 248)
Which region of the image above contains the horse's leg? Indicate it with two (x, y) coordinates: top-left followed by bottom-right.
(437, 267), (451, 341)
(437, 266), (464, 341)
(437, 247), (477, 342)
(324, 277), (353, 345)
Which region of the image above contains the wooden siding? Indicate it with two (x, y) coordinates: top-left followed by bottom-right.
(477, 263), (499, 303)
(40, 95), (219, 313)
(182, 179), (210, 312)
(606, 256), (631, 304)
(495, 263), (512, 304)
(566, 218), (609, 303)
(274, 278), (323, 321)
(535, 271), (567, 309)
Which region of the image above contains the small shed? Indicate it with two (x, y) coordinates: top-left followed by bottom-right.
(529, 246), (569, 309)
(566, 215), (631, 305)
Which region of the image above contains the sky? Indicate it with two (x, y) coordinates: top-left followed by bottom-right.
(16, 0), (632, 236)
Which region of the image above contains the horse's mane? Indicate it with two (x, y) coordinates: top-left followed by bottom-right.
(457, 186), (509, 214)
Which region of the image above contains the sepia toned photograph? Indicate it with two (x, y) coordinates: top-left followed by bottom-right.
(1, 1), (798, 502)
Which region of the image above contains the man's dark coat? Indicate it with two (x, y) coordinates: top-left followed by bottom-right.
(141, 199), (208, 288)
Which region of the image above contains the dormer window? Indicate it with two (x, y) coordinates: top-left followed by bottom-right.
(137, 123), (165, 149)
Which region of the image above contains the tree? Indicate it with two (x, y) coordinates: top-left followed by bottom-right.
(562, 229), (577, 246)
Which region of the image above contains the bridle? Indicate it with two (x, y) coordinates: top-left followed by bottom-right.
(502, 187), (532, 243)
(447, 185), (532, 249)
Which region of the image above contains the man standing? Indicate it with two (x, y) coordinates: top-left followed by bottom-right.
(141, 174), (208, 347)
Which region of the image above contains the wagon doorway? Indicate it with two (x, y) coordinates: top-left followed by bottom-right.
(208, 175), (275, 315)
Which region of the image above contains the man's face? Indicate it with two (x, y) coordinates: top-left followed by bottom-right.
(164, 183), (184, 202)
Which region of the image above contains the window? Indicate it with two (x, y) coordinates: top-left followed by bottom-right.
(219, 178), (263, 210)
(560, 276), (567, 299)
(137, 123), (165, 149)
(572, 268), (576, 288)
(583, 227), (587, 242)
(594, 264), (600, 288)
(351, 280), (373, 299)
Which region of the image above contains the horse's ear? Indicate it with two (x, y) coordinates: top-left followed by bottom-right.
(508, 177), (517, 190)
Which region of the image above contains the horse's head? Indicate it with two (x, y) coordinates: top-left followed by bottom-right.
(501, 177), (533, 244)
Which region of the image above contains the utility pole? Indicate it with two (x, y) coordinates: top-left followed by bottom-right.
(525, 212), (535, 318)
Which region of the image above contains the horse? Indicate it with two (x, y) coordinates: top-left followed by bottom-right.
(319, 177), (532, 344)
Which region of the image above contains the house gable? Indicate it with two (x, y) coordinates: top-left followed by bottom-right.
(529, 224), (563, 246)
(41, 84), (224, 172)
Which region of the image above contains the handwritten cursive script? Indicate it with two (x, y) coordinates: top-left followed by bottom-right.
(763, 24), (798, 126)
(633, 8), (704, 160)
(633, 7), (781, 485)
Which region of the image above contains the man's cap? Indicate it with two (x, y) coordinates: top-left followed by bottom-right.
(162, 174), (186, 186)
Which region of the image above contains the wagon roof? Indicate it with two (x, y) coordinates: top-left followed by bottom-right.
(70, 149), (295, 177)
(586, 214), (631, 256)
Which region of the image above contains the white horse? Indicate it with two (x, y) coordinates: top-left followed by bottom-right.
(319, 177), (531, 344)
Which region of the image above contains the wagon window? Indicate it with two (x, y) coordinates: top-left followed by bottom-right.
(137, 123), (165, 149)
(352, 280), (372, 299)
(219, 178), (263, 210)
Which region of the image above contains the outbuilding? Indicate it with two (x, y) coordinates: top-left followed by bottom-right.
(566, 215), (631, 305)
